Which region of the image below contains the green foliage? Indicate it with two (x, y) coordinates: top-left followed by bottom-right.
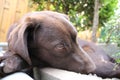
(99, 14), (120, 46)
(31, 0), (94, 30)
(99, 0), (118, 26)
(112, 52), (120, 63)
(31, 0), (118, 31)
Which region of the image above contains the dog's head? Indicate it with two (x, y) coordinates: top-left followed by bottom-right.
(7, 11), (95, 74)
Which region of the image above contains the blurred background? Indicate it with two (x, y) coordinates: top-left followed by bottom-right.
(0, 0), (120, 59)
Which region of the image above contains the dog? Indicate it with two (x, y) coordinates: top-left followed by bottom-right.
(0, 11), (120, 78)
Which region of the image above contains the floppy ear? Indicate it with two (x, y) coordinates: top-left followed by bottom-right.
(8, 17), (35, 65)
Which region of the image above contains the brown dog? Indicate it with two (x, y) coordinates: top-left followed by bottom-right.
(0, 11), (120, 78)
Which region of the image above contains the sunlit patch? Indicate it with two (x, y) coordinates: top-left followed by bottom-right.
(113, 64), (120, 71)
(0, 51), (5, 57)
(82, 45), (94, 54)
(0, 62), (4, 67)
(100, 56), (108, 63)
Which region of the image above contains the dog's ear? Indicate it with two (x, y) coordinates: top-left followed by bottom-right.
(7, 17), (35, 65)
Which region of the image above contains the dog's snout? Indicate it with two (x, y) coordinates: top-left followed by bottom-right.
(73, 45), (96, 73)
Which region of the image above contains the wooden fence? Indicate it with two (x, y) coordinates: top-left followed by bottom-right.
(0, 0), (29, 42)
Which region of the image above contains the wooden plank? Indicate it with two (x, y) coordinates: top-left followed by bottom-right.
(8, 0), (18, 25)
(0, 0), (18, 42)
(0, 0), (10, 42)
(0, 0), (5, 42)
(0, 0), (28, 42)
(15, 0), (28, 22)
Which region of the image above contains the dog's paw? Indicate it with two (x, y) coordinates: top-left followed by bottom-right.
(0, 53), (28, 73)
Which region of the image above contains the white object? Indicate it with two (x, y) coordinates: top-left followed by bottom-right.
(40, 68), (119, 80)
(1, 72), (34, 80)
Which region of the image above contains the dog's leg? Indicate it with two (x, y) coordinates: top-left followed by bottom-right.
(92, 61), (120, 78)
(0, 51), (30, 77)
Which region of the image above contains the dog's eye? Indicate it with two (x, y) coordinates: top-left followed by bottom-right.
(54, 42), (69, 53)
(54, 42), (69, 57)
(56, 44), (65, 50)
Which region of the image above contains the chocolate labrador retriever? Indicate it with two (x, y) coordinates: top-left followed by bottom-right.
(0, 11), (120, 78)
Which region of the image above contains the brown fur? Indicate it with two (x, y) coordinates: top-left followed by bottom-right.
(0, 11), (120, 78)
(78, 39), (120, 78)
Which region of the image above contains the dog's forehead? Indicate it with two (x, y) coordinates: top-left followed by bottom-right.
(26, 11), (77, 37)
(41, 14), (77, 38)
